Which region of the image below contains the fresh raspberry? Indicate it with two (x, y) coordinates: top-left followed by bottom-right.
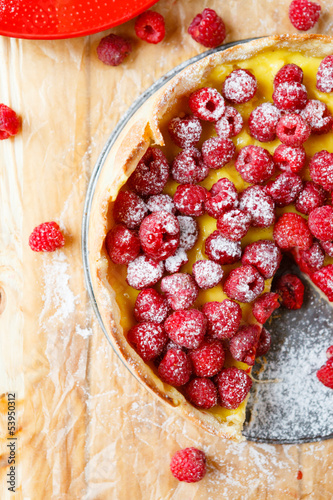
(177, 216), (198, 250)
(239, 186), (275, 228)
(224, 265), (265, 303)
(301, 100), (333, 134)
(235, 145), (275, 184)
(105, 225), (140, 265)
(113, 190), (148, 229)
(293, 242), (324, 275)
(215, 106), (243, 139)
(188, 8), (226, 48)
(216, 209), (251, 241)
(29, 222), (65, 252)
(205, 230), (242, 265)
(192, 260), (224, 289)
(308, 205), (333, 241)
(146, 194), (176, 214)
(222, 69), (257, 104)
(295, 181), (327, 215)
(189, 339), (225, 377)
(241, 240), (282, 279)
(202, 300), (242, 339)
(127, 322), (167, 361)
(128, 147), (169, 196)
(248, 103), (281, 142)
(316, 55), (333, 93)
(312, 265), (333, 301)
(275, 274), (305, 309)
(158, 348), (192, 386)
(316, 357), (333, 389)
(126, 255), (164, 289)
(289, 0), (321, 31)
(174, 184), (210, 217)
(96, 34), (132, 66)
(252, 292), (280, 324)
(135, 10), (165, 44)
(265, 172), (303, 207)
(134, 288), (169, 324)
(273, 213), (312, 250)
(139, 211), (179, 261)
(273, 81), (307, 112)
(256, 327), (272, 357)
(273, 144), (306, 174)
(170, 448), (206, 483)
(168, 115), (202, 148)
(205, 178), (238, 219)
(320, 240), (333, 257)
(0, 104), (20, 139)
(189, 87), (225, 122)
(309, 150), (333, 191)
(216, 367), (252, 409)
(165, 248), (188, 273)
(229, 324), (261, 366)
(274, 63), (304, 87)
(326, 346), (333, 359)
(276, 113), (311, 148)
(164, 309), (207, 349)
(186, 378), (218, 409)
(202, 137), (236, 169)
(161, 273), (198, 310)
(172, 147), (209, 184)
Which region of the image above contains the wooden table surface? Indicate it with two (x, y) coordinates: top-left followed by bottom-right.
(0, 0), (332, 498)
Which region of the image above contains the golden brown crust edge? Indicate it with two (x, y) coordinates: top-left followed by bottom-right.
(89, 34), (333, 442)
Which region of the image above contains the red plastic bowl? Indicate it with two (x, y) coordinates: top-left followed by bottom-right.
(0, 0), (159, 40)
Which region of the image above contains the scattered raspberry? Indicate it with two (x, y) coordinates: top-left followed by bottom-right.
(168, 114), (202, 148)
(161, 273), (198, 310)
(202, 137), (236, 169)
(308, 205), (333, 241)
(273, 144), (306, 174)
(186, 378), (218, 409)
(222, 69), (257, 104)
(215, 106), (243, 139)
(174, 184), (210, 217)
(128, 147), (169, 196)
(242, 240), (282, 279)
(294, 242), (324, 275)
(188, 7), (226, 48)
(297, 471), (303, 481)
(105, 225), (140, 265)
(301, 99), (333, 134)
(192, 260), (224, 289)
(224, 265), (265, 303)
(134, 288), (169, 324)
(164, 309), (207, 349)
(165, 248), (189, 273)
(216, 367), (252, 409)
(235, 145), (275, 184)
(126, 255), (164, 289)
(274, 63), (304, 87)
(139, 211), (179, 261)
(316, 55), (333, 93)
(189, 339), (225, 377)
(289, 0), (321, 31)
(177, 216), (199, 250)
(295, 181), (327, 215)
(170, 447), (206, 483)
(229, 324), (261, 366)
(158, 348), (192, 386)
(276, 113), (311, 148)
(320, 240), (333, 258)
(205, 230), (242, 265)
(273, 213), (312, 250)
(248, 102), (281, 142)
(96, 34), (132, 66)
(239, 185), (275, 228)
(172, 147), (209, 184)
(252, 292), (280, 324)
(146, 194), (176, 214)
(205, 178), (238, 219)
(0, 104), (20, 139)
(113, 190), (148, 229)
(202, 300), (242, 339)
(189, 87), (225, 122)
(216, 209), (251, 241)
(275, 274), (305, 310)
(127, 322), (167, 361)
(326, 346), (333, 359)
(273, 81), (307, 112)
(309, 150), (333, 191)
(312, 265), (333, 301)
(316, 357), (333, 389)
(135, 10), (165, 44)
(29, 222), (65, 252)
(265, 172), (303, 207)
(256, 327), (272, 357)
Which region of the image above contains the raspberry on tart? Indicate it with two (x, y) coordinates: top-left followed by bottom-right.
(229, 325), (261, 366)
(222, 69), (257, 104)
(127, 322), (168, 361)
(216, 367), (252, 409)
(147, 194), (176, 214)
(129, 147), (170, 196)
(158, 348), (192, 386)
(189, 339), (225, 377)
(215, 106), (243, 139)
(252, 293), (280, 324)
(161, 273), (198, 310)
(134, 288), (169, 324)
(113, 190), (148, 229)
(202, 137), (236, 169)
(273, 63), (304, 87)
(275, 274), (305, 310)
(293, 242), (324, 275)
(164, 309), (207, 349)
(239, 185), (275, 228)
(224, 265), (265, 303)
(127, 255), (164, 290)
(295, 181), (327, 215)
(186, 378), (218, 409)
(264, 172), (303, 207)
(308, 206), (333, 241)
(174, 184), (210, 216)
(177, 216), (199, 250)
(309, 150), (333, 191)
(241, 240), (282, 279)
(316, 55), (333, 93)
(272, 81), (307, 112)
(276, 113), (311, 148)
(256, 327), (272, 357)
(216, 209), (251, 242)
(273, 144), (306, 174)
(205, 230), (242, 265)
(202, 300), (242, 339)
(311, 265), (333, 301)
(165, 248), (188, 273)
(273, 213), (313, 250)
(172, 147), (209, 184)
(192, 260), (224, 289)
(105, 225), (140, 265)
(235, 145), (275, 184)
(189, 87), (225, 122)
(301, 100), (333, 134)
(139, 211), (180, 260)
(205, 178), (238, 219)
(168, 115), (202, 148)
(248, 102), (281, 142)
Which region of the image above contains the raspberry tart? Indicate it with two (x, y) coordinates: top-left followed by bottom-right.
(89, 35), (333, 441)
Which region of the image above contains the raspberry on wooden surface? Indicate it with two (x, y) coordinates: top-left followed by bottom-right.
(158, 348), (192, 386)
(301, 100), (333, 134)
(235, 145), (275, 184)
(128, 147), (169, 196)
(113, 190), (148, 229)
(273, 213), (313, 250)
(272, 81), (307, 112)
(252, 293), (280, 324)
(205, 230), (242, 265)
(168, 115), (202, 148)
(105, 225), (140, 265)
(248, 102), (281, 142)
(216, 367), (252, 409)
(139, 211), (180, 261)
(205, 178), (238, 219)
(127, 322), (167, 361)
(189, 339), (225, 377)
(177, 216), (199, 251)
(216, 209), (251, 241)
(126, 255), (164, 289)
(215, 106), (243, 139)
(256, 327), (272, 357)
(170, 447), (206, 483)
(0, 104), (20, 139)
(294, 243), (324, 275)
(96, 34), (132, 66)
(174, 184), (210, 217)
(320, 240), (333, 258)
(295, 181), (327, 215)
(186, 378), (218, 409)
(316, 55), (333, 93)
(192, 260), (224, 289)
(273, 144), (306, 174)
(289, 0), (321, 31)
(308, 205), (333, 241)
(224, 265), (265, 303)
(146, 194), (176, 214)
(229, 325), (261, 366)
(265, 172), (303, 207)
(275, 274), (305, 310)
(309, 151), (333, 191)
(188, 7), (226, 48)
(134, 288), (169, 324)
(311, 265), (333, 301)
(164, 309), (207, 349)
(316, 357), (333, 389)
(189, 87), (225, 122)
(172, 147), (209, 184)
(202, 137), (236, 169)
(274, 63), (304, 87)
(222, 69), (257, 104)
(202, 300), (242, 340)
(239, 185), (275, 228)
(161, 273), (198, 310)
(242, 240), (282, 279)
(135, 10), (165, 44)
(165, 248), (188, 274)
(276, 113), (311, 148)
(29, 222), (65, 252)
